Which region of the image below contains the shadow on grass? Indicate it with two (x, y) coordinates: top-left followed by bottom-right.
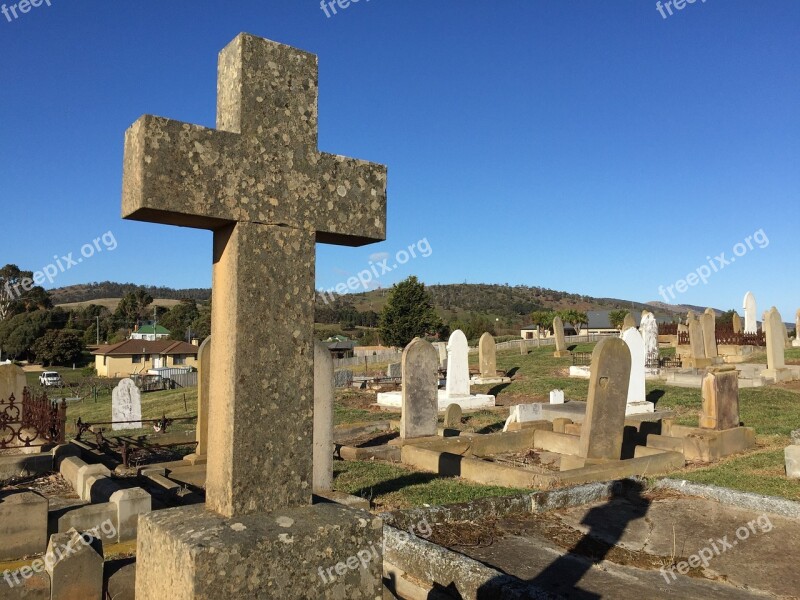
(475, 422), (505, 435)
(488, 382), (512, 397)
(646, 389), (666, 406)
(346, 472), (439, 499)
(506, 367), (520, 378)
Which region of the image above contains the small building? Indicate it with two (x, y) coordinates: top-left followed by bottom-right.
(92, 339), (199, 378)
(130, 321), (171, 341)
(520, 325), (552, 340)
(323, 336), (355, 359)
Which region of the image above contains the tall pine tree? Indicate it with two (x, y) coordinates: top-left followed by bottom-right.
(379, 276), (441, 348)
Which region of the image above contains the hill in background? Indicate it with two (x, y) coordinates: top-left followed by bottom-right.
(52, 281), (695, 324)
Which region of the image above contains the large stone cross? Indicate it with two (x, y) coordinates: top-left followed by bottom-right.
(122, 34), (386, 518)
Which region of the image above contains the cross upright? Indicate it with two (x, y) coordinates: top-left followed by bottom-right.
(122, 33), (387, 518)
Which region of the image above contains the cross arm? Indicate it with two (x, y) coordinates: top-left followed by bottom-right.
(311, 152), (387, 247)
(122, 115), (242, 229)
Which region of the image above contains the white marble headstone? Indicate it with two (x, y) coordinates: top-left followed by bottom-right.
(743, 291), (758, 334)
(621, 328), (648, 409)
(549, 389), (565, 404)
(502, 403), (543, 431)
(112, 378), (142, 431)
(445, 329), (470, 398)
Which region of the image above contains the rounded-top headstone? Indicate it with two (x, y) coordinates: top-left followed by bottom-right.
(446, 330), (470, 398)
(743, 291), (758, 334)
(478, 332), (497, 378)
(443, 403), (462, 428)
(400, 338), (439, 440)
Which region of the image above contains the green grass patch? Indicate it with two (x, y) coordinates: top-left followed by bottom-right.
(666, 448), (800, 501)
(333, 460), (530, 511)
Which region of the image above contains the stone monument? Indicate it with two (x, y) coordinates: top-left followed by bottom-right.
(621, 312), (636, 332)
(743, 291), (758, 334)
(686, 316), (711, 368)
(0, 363), (26, 403)
(471, 332), (510, 384)
(446, 329), (471, 397)
(763, 307), (791, 382)
(732, 312), (742, 334)
(577, 337), (631, 463)
(400, 338), (439, 440)
(553, 316), (570, 358)
(699, 367), (740, 431)
(702, 308), (718, 359)
(794, 309), (800, 348)
(184, 336), (210, 465)
(112, 379), (142, 431)
(127, 34), (387, 600)
(377, 329), (494, 410)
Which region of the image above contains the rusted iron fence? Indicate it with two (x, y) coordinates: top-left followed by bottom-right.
(0, 388), (67, 450)
(658, 323), (679, 336)
(75, 414), (197, 467)
(572, 352), (593, 366)
(678, 329), (765, 346)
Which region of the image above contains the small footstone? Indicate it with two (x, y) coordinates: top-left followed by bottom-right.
(444, 403), (462, 428)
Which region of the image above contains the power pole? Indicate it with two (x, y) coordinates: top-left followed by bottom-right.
(96, 316), (100, 345)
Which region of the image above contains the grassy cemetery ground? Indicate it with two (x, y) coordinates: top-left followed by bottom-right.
(335, 344), (800, 510)
(37, 346), (800, 510)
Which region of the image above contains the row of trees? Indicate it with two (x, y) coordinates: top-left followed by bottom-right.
(529, 309), (589, 337)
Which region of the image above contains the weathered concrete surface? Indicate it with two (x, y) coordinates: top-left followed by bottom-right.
(46, 529), (104, 600)
(184, 335), (211, 463)
(313, 340), (334, 492)
(648, 425), (756, 462)
(0, 453), (53, 482)
(387, 483), (793, 599)
(0, 490), (48, 561)
(135, 503), (383, 600)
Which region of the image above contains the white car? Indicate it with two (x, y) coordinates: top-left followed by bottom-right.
(39, 371), (63, 387)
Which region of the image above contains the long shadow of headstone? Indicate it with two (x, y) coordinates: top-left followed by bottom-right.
(469, 479), (652, 600)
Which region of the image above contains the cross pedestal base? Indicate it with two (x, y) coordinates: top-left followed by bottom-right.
(135, 503), (384, 600)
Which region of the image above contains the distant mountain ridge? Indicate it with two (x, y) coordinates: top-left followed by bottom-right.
(53, 282), (711, 319)
(51, 282), (211, 304)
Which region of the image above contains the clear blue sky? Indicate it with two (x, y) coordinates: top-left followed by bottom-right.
(1, 1), (798, 319)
